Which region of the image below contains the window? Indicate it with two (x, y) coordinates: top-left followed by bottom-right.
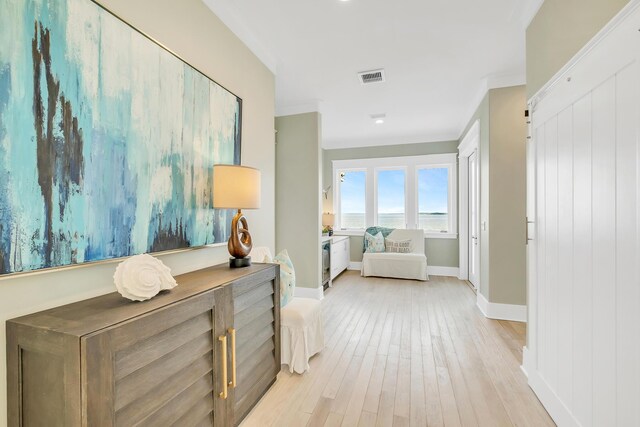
(338, 170), (366, 229)
(418, 167), (452, 233)
(376, 169), (406, 228)
(333, 154), (457, 238)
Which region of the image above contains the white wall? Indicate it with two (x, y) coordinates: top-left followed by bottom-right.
(526, 4), (639, 425)
(0, 0), (275, 423)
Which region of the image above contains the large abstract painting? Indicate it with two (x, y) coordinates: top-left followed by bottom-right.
(0, 0), (242, 275)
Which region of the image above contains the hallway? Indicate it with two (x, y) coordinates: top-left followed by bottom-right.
(242, 272), (554, 427)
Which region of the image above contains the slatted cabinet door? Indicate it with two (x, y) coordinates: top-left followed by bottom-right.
(214, 284), (235, 427)
(231, 266), (280, 425)
(82, 287), (231, 427)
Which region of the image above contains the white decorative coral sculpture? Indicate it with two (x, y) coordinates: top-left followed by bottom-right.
(114, 254), (178, 301)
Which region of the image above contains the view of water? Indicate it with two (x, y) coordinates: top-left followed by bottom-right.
(340, 213), (448, 232)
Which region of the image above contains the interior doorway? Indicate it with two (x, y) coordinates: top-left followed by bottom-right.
(457, 120), (479, 289)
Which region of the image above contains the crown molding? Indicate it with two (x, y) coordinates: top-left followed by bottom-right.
(201, 0), (278, 74)
(457, 72), (526, 140)
(518, 0), (545, 29)
(275, 100), (324, 117)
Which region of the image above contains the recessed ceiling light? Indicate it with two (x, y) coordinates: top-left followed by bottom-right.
(370, 113), (386, 124)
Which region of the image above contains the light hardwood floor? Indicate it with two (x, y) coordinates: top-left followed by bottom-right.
(241, 272), (554, 427)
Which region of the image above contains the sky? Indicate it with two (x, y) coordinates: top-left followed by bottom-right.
(418, 168), (449, 213)
(340, 171), (366, 213)
(340, 168), (449, 214)
(377, 169), (405, 213)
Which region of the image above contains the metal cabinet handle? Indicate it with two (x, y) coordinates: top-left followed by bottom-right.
(229, 328), (237, 388)
(218, 335), (228, 399)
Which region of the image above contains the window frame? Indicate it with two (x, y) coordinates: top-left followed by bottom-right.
(332, 153), (457, 239)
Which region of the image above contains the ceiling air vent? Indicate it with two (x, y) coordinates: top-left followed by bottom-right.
(358, 69), (385, 85)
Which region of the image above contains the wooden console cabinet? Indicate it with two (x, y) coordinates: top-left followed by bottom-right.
(6, 263), (280, 427)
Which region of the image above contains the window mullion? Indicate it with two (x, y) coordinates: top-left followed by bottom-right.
(406, 165), (416, 229)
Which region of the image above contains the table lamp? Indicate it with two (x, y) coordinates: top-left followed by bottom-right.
(322, 213), (335, 236)
(213, 165), (261, 267)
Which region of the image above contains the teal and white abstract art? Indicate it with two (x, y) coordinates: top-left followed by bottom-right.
(0, 0), (242, 275)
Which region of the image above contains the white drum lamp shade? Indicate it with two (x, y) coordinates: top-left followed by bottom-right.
(213, 165), (261, 209)
(322, 213), (335, 226)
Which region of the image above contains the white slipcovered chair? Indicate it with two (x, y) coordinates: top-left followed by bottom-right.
(361, 229), (429, 281)
(249, 247), (325, 374)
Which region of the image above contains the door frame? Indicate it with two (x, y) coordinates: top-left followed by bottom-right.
(468, 150), (480, 288)
(458, 120), (480, 285)
(523, 113), (537, 376)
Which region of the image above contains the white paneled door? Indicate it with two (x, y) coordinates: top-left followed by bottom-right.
(526, 3), (640, 426)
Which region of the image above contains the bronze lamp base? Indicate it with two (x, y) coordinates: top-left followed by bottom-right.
(228, 209), (252, 268)
(229, 256), (251, 268)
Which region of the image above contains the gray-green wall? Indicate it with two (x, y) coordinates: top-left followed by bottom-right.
(488, 86), (527, 305)
(526, 0), (630, 98)
(322, 141), (460, 268)
(461, 86), (527, 306)
(276, 113), (322, 289)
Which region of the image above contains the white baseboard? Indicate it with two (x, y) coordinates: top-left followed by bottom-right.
(476, 292), (527, 322)
(347, 262), (362, 270)
(527, 366), (579, 427)
(295, 286), (323, 300)
(520, 364), (528, 378)
(521, 345), (531, 378)
(523, 345), (579, 426)
(428, 266), (459, 277)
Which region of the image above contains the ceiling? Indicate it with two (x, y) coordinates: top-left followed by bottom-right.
(203, 0), (544, 149)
